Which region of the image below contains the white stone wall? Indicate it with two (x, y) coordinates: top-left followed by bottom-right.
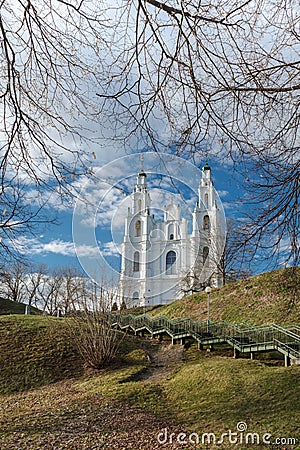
(119, 167), (224, 307)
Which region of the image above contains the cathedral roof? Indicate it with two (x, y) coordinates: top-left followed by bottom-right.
(202, 161), (211, 171)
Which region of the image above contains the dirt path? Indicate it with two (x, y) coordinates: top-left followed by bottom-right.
(0, 342), (197, 450)
(0, 400), (193, 449)
(139, 340), (185, 382)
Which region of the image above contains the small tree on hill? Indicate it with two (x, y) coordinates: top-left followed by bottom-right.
(66, 279), (125, 369)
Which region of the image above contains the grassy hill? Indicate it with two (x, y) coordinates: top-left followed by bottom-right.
(0, 315), (145, 395)
(0, 314), (299, 449)
(144, 267), (300, 325)
(0, 315), (83, 394)
(0, 269), (299, 449)
(0, 298), (42, 315)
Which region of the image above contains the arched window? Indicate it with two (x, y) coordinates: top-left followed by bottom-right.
(133, 251), (140, 272)
(135, 220), (141, 237)
(138, 199), (142, 212)
(204, 193), (209, 209)
(203, 247), (209, 265)
(132, 291), (139, 303)
(168, 223), (175, 240)
(166, 250), (176, 274)
(203, 215), (210, 230)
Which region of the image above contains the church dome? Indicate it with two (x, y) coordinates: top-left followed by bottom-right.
(202, 162), (211, 171)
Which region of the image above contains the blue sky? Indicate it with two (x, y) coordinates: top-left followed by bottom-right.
(1, 0), (297, 287)
(16, 150), (252, 281)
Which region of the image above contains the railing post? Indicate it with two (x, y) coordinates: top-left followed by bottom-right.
(113, 313), (300, 366)
(233, 347), (240, 359)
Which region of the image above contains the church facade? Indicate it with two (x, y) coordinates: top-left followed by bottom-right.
(119, 163), (225, 307)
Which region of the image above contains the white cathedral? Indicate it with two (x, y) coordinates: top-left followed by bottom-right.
(119, 162), (225, 307)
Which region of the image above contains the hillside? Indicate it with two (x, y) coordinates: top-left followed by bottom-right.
(0, 298), (42, 315)
(1, 270), (300, 449)
(0, 315), (146, 395)
(0, 315), (299, 449)
(0, 315), (82, 394)
(145, 267), (300, 325)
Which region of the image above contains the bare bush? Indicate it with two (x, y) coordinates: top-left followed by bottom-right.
(66, 281), (124, 369)
(67, 311), (122, 369)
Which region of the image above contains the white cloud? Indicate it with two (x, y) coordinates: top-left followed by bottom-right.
(42, 240), (76, 256)
(218, 190), (229, 198)
(24, 188), (75, 211)
(15, 236), (99, 258)
(75, 181), (125, 229)
(100, 241), (121, 257)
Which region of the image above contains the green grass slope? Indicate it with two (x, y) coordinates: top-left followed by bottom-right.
(0, 308), (299, 448)
(1, 342), (299, 449)
(0, 315), (83, 394)
(0, 298), (41, 315)
(146, 267), (300, 325)
(0, 315), (146, 395)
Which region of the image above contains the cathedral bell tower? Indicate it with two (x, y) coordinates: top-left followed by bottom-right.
(133, 171), (150, 216)
(119, 162), (224, 308)
(119, 171), (153, 306)
(198, 162), (216, 211)
(191, 162), (222, 286)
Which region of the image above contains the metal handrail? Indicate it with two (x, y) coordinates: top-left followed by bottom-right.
(112, 313), (300, 359)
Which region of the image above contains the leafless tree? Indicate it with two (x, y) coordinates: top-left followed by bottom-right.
(0, 181), (55, 257)
(234, 159), (299, 267)
(1, 0), (299, 263)
(215, 218), (256, 285)
(24, 264), (49, 308)
(0, 0), (105, 185)
(57, 267), (82, 314)
(97, 1), (300, 156)
(177, 218), (253, 294)
(0, 0), (106, 253)
(96, 0), (299, 265)
(33, 266), (86, 314)
(37, 268), (64, 315)
(65, 276), (125, 369)
(0, 261), (28, 302)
